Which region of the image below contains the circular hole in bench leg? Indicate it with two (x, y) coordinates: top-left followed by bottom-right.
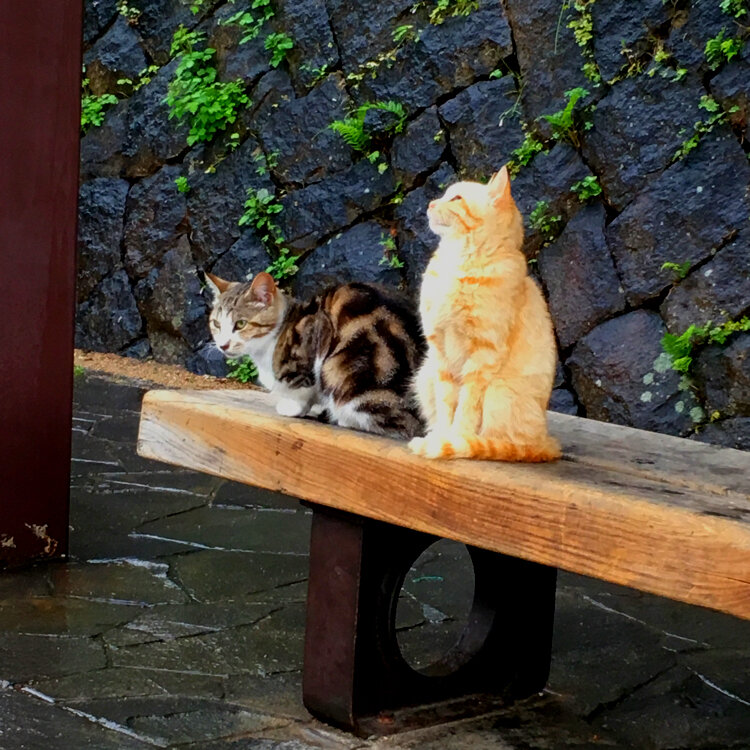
(395, 539), (477, 676)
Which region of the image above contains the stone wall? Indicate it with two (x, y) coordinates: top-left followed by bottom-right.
(77, 0), (750, 448)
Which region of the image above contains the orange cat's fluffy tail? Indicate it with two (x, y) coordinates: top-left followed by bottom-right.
(438, 435), (561, 462)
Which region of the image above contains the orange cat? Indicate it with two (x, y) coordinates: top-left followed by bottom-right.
(409, 167), (561, 461)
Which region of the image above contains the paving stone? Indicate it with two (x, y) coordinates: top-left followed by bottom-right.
(212, 482), (301, 512)
(0, 688), (148, 750)
(49, 560), (188, 606)
(170, 551), (308, 603)
(135, 506), (311, 555)
(0, 597), (143, 637)
(0, 633), (106, 682)
(224, 671), (308, 722)
(0, 566), (51, 603)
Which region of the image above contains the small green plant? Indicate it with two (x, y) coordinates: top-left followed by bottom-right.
(571, 174), (602, 201)
(705, 28), (744, 70)
(264, 32), (294, 68)
(73, 364), (85, 378)
(379, 232), (405, 269)
(116, 64), (160, 93)
(720, 0), (748, 19)
(81, 85), (118, 133)
(541, 87), (592, 147)
(166, 26), (249, 146)
(226, 356), (258, 383)
(117, 0), (141, 23)
(252, 148), (279, 176)
(299, 62), (329, 85)
(239, 187), (284, 243)
(393, 24), (417, 44)
(329, 101), (407, 155)
(529, 200), (562, 243)
(508, 131), (544, 176)
(662, 317), (750, 374)
(220, 0), (275, 44)
(175, 176), (190, 193)
(567, 0), (602, 83)
(661, 260), (691, 279)
(672, 95), (740, 161)
(489, 68), (504, 79)
(428, 0), (479, 25)
(190, 0), (207, 13)
(266, 248), (300, 280)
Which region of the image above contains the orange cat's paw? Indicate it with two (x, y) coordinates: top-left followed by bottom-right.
(409, 433), (457, 459)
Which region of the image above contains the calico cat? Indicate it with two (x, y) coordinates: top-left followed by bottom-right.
(409, 167), (561, 461)
(204, 271), (424, 439)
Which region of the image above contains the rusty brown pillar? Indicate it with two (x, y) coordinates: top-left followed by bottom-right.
(0, 3), (82, 565)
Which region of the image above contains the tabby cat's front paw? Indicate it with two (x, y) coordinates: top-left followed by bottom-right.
(408, 436), (427, 455)
(276, 398), (306, 417)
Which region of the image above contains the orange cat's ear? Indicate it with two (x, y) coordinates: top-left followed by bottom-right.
(203, 271), (232, 300)
(248, 271), (277, 307)
(488, 166), (512, 206)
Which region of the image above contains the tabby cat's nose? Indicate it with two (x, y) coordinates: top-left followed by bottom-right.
(220, 342), (230, 351)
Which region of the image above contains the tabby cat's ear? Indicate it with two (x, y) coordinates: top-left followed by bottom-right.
(488, 166), (512, 206)
(248, 272), (277, 307)
(203, 271), (232, 301)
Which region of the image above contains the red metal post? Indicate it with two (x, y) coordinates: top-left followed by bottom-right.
(0, 3), (82, 565)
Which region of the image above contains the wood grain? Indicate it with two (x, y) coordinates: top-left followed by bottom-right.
(138, 389), (750, 620)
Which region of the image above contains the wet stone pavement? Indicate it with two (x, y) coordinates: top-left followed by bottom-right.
(1, 373), (749, 749)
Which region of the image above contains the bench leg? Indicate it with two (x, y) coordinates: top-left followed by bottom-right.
(302, 504), (557, 734)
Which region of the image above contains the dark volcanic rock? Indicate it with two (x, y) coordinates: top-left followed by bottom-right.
(76, 270), (143, 352)
(583, 73), (705, 211)
(210, 232), (271, 282)
(668, 0), (728, 70)
(538, 204), (625, 350)
(695, 333), (750, 418)
(136, 0), (198, 64)
(549, 388), (579, 415)
(260, 74), (352, 186)
(276, 0), (340, 93)
(83, 15), (148, 95)
(396, 163), (456, 290)
(77, 178), (130, 302)
(186, 137), (274, 267)
(136, 240), (207, 355)
(84, 0), (118, 46)
(208, 4), (270, 88)
(568, 310), (697, 435)
(712, 43), (750, 141)
(293, 221), (402, 298)
(242, 69), (297, 135)
(124, 166), (188, 279)
(186, 343), (229, 377)
(360, 0), (513, 113)
(80, 59), (190, 180)
(279, 159), (396, 250)
(693, 417), (750, 451)
(503, 0), (589, 123)
(661, 230), (750, 332)
(438, 77), (525, 180)
(606, 132), (750, 306)
(510, 144), (590, 255)
(391, 107), (445, 188)
(591, 0), (670, 82)
(325, 0), (414, 72)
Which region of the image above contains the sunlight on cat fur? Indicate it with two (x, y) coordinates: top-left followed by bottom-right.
(409, 166), (561, 462)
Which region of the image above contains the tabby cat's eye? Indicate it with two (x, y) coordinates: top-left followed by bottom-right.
(210, 319), (219, 328)
(234, 320), (247, 331)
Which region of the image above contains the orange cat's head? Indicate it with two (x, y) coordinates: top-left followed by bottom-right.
(427, 167), (523, 248)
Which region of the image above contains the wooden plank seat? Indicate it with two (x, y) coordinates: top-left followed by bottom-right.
(137, 388), (750, 734)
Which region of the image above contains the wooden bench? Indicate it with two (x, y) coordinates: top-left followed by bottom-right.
(137, 388), (750, 735)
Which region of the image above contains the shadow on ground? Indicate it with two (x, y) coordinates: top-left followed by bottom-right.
(0, 374), (748, 749)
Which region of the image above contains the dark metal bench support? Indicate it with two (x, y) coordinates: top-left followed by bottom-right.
(302, 504), (557, 735)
